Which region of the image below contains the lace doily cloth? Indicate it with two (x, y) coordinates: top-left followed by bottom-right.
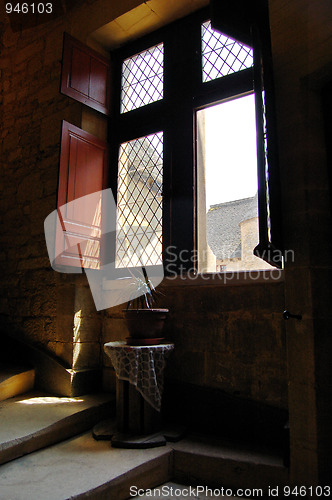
(104, 341), (174, 411)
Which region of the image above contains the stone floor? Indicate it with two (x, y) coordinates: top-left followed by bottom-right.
(0, 431), (171, 500)
(0, 390), (115, 465)
(0, 391), (285, 499)
(0, 391), (112, 444)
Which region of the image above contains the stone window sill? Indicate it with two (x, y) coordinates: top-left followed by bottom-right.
(102, 269), (284, 290)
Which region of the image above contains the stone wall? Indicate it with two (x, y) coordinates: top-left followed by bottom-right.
(2, 0), (332, 484)
(0, 0), (140, 369)
(0, 0), (288, 410)
(269, 0), (332, 484)
(0, 12), (80, 363)
(102, 278), (287, 409)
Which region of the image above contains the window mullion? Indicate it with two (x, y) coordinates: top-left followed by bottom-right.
(163, 18), (197, 274)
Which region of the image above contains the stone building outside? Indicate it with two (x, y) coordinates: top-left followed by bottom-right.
(206, 193), (275, 272)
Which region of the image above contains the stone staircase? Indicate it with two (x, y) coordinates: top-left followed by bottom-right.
(0, 389), (289, 499)
(0, 390), (115, 465)
(0, 364), (289, 499)
(0, 389), (173, 499)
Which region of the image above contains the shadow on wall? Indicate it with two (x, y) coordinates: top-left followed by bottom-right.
(0, 329), (102, 397)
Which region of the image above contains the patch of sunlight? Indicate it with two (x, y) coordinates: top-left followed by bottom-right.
(16, 397), (84, 405)
(73, 309), (82, 342)
(73, 341), (82, 368)
(73, 308), (83, 368)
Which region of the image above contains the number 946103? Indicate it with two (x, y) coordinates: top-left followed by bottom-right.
(6, 3), (53, 14)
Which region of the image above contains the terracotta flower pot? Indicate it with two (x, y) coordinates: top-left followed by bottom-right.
(124, 308), (169, 339)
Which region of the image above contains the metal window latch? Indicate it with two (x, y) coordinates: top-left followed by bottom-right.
(283, 310), (302, 321)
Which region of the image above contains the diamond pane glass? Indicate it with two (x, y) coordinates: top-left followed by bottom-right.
(121, 43), (164, 114)
(116, 132), (163, 268)
(202, 21), (253, 83)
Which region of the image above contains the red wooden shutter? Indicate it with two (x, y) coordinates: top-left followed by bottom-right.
(61, 33), (110, 115)
(55, 121), (108, 269)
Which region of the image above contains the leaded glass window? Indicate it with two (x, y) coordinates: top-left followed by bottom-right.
(121, 43), (164, 113)
(116, 132), (163, 268)
(201, 20), (253, 83)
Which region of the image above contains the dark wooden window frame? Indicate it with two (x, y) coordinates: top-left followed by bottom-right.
(107, 5), (282, 275)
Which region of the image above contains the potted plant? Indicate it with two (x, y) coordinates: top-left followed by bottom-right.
(124, 267), (169, 344)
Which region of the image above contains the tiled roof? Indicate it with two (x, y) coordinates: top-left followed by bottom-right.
(206, 193), (258, 259)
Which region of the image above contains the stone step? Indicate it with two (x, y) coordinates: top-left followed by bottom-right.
(0, 364), (35, 402)
(172, 433), (289, 492)
(0, 430), (172, 500)
(0, 421), (288, 499)
(0, 390), (115, 465)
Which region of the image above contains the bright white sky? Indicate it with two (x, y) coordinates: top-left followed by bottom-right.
(203, 93), (258, 209)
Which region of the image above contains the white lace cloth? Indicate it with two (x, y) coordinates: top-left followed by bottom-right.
(104, 341), (174, 411)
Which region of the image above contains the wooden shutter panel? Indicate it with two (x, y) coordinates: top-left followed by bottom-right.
(61, 33), (111, 115)
(55, 121), (108, 269)
(210, 0), (253, 46)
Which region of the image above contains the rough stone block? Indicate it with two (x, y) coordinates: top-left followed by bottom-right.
(47, 341), (73, 367)
(72, 341), (101, 370)
(74, 285), (98, 317)
(73, 316), (101, 343)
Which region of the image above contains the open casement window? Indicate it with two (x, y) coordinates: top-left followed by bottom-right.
(61, 33), (111, 115)
(57, 5), (282, 276)
(108, 5), (283, 276)
(55, 121), (108, 270)
(210, 0), (283, 268)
